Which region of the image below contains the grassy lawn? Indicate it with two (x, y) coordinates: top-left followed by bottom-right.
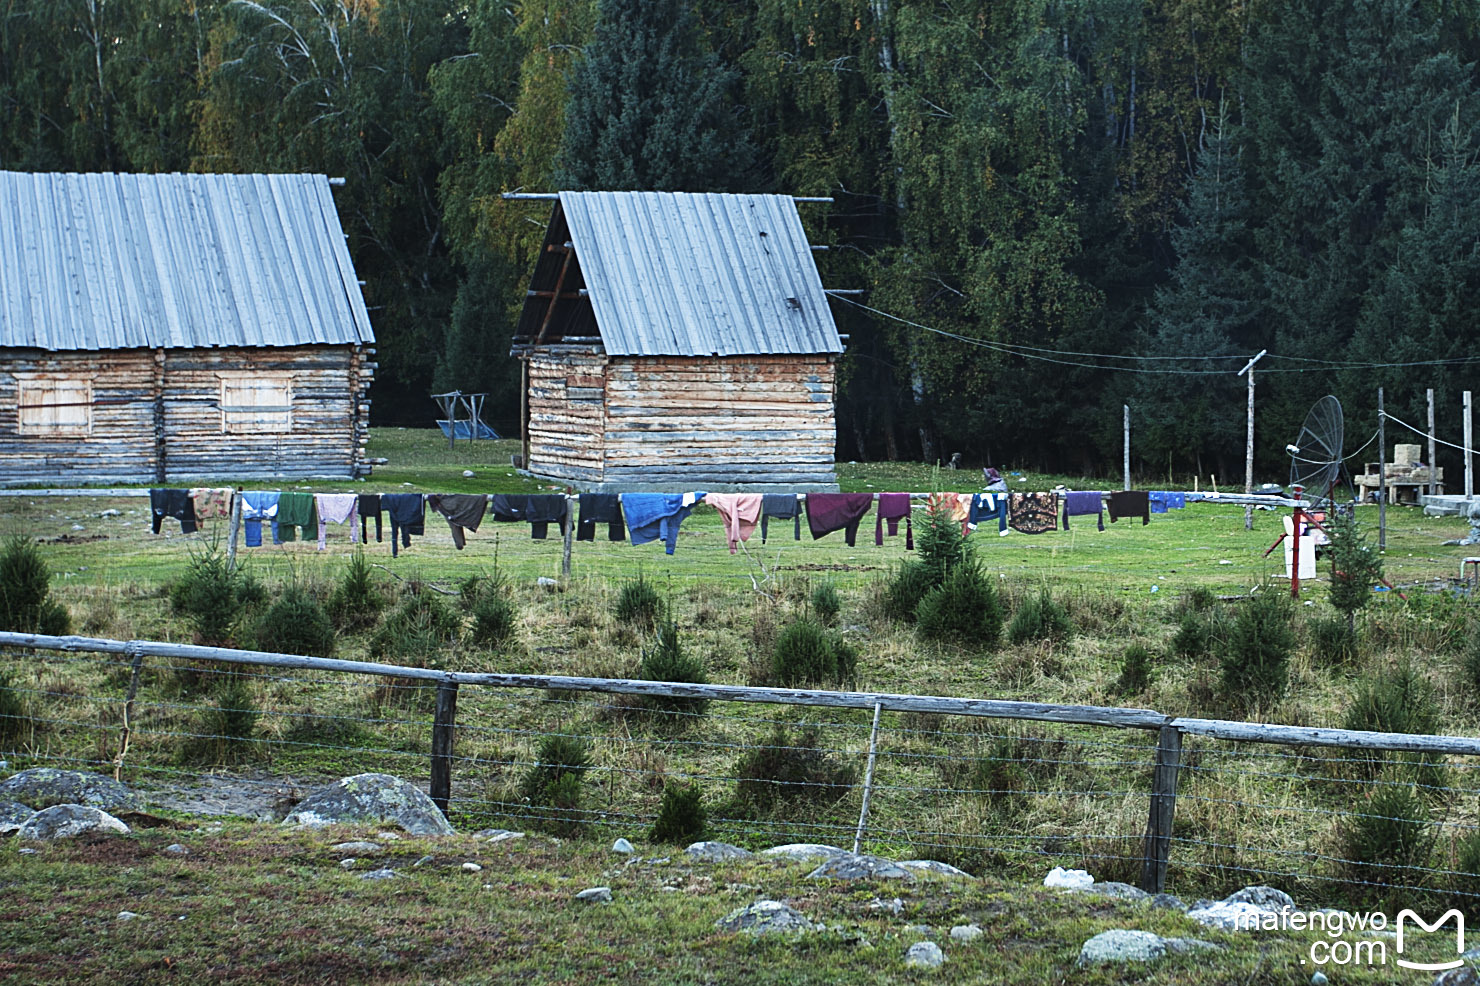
(0, 821), (1447, 985)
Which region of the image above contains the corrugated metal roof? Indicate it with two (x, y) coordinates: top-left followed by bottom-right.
(558, 191), (842, 357)
(0, 171), (374, 351)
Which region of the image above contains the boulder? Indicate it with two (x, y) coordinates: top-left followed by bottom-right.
(685, 841), (754, 863)
(1085, 881), (1151, 902)
(898, 859), (975, 880)
(0, 801), (33, 835)
(17, 804), (129, 840)
(1223, 885), (1294, 911)
(0, 769), (140, 813)
(904, 942), (946, 969)
(281, 774), (453, 836)
(807, 853), (914, 882)
(1150, 893), (1187, 911)
(714, 900), (822, 935)
(760, 844), (847, 863)
(1185, 900), (1271, 931)
(1078, 929), (1220, 965)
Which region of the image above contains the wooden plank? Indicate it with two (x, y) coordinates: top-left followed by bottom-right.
(1170, 718), (1480, 756)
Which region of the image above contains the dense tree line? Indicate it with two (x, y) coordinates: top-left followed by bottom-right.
(3, 0), (1478, 481)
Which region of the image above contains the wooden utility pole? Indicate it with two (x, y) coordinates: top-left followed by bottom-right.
(1378, 388), (1387, 551)
(1428, 389), (1438, 496)
(1466, 390), (1474, 501)
(1123, 405), (1131, 491)
(1238, 350), (1266, 530)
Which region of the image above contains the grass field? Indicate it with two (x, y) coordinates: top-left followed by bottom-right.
(2, 428), (1479, 982)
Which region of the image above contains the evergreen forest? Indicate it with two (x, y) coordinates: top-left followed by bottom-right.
(3, 0), (1478, 479)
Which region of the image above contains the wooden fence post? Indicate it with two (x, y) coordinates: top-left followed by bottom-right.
(852, 702), (883, 854)
(1139, 724), (1183, 894)
(562, 496), (575, 581)
(430, 680), (460, 815)
(114, 645), (145, 782)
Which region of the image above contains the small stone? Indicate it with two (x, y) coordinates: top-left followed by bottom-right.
(904, 924), (934, 939)
(462, 862), (483, 873)
(99, 509), (121, 518)
(332, 841), (383, 854)
(487, 831), (525, 844)
(164, 844), (189, 855)
(714, 899), (821, 935)
(612, 838), (634, 855)
(17, 848), (38, 856)
(1310, 973), (1328, 986)
(904, 942), (946, 969)
(117, 911), (139, 921)
(359, 868), (397, 881)
(537, 576), (559, 587)
(897, 859), (975, 880)
(576, 887), (612, 903)
(462, 470), (475, 478)
(1223, 885), (1294, 911)
(867, 897), (904, 916)
(375, 831), (402, 841)
(71, 524), (84, 531)
(1078, 930), (1167, 964)
(413, 855), (434, 867)
(950, 924), (984, 942)
(339, 858), (358, 870)
(1150, 893), (1186, 910)
(685, 841), (754, 863)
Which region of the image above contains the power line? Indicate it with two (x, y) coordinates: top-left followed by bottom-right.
(1380, 410), (1473, 454)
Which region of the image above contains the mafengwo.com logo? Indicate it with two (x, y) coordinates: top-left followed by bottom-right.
(1243, 907), (1467, 971)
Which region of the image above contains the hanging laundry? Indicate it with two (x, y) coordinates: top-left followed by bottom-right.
(760, 494), (802, 543)
(358, 494), (383, 543)
(1108, 490), (1151, 526)
(1149, 491), (1171, 514)
(240, 492), (280, 548)
(926, 491), (972, 535)
(1061, 491), (1105, 531)
(875, 493), (914, 549)
(805, 492), (875, 546)
(274, 492), (318, 543)
(1167, 492), (1187, 510)
(149, 489), (197, 534)
(622, 492), (705, 554)
(576, 494), (626, 542)
(705, 493), (764, 554)
(428, 493), (488, 550)
(967, 492), (1009, 534)
(1009, 492), (1060, 535)
(982, 467), (1008, 492)
(189, 488), (233, 522)
(489, 494), (569, 540)
(314, 493), (360, 550)
(381, 493), (425, 557)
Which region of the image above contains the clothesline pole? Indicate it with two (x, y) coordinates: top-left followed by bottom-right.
(561, 495), (575, 580)
(1465, 389), (1474, 501)
(1378, 388), (1387, 551)
(1123, 405), (1131, 492)
(226, 491), (242, 573)
(1239, 350), (1266, 532)
(1428, 389), (1438, 498)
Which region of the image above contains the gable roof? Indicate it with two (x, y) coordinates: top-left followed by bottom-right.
(0, 171), (374, 351)
(517, 191), (843, 357)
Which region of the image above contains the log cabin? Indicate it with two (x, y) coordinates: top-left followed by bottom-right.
(509, 191), (844, 491)
(0, 171), (374, 486)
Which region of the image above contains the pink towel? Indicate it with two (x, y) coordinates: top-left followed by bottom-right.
(704, 493), (764, 554)
(315, 493), (360, 550)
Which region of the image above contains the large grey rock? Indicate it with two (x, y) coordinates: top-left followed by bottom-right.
(714, 900), (822, 935)
(0, 769), (140, 812)
(281, 774), (453, 836)
(760, 843), (847, 863)
(904, 942), (946, 969)
(1185, 901), (1271, 931)
(575, 887), (612, 903)
(17, 804), (129, 840)
(1078, 930), (1221, 965)
(686, 841), (754, 862)
(1435, 966), (1480, 986)
(1085, 881), (1151, 901)
(0, 801), (33, 835)
(1223, 885), (1294, 911)
(1151, 893), (1187, 910)
(898, 859), (975, 880)
(807, 852), (915, 882)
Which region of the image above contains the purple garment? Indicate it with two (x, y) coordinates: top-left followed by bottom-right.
(875, 493), (914, 549)
(806, 493), (875, 547)
(1062, 491), (1105, 531)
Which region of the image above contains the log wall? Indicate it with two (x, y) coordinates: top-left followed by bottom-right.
(523, 349), (839, 489)
(0, 345), (373, 485)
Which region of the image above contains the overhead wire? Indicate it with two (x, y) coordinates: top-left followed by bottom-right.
(1380, 410), (1474, 454)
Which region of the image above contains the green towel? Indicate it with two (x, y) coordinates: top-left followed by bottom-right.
(275, 492), (317, 542)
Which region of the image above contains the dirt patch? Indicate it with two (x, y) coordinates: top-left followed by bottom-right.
(38, 533), (108, 544)
(781, 563), (882, 573)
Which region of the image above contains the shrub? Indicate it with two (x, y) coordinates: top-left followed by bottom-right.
(614, 576), (663, 629)
(649, 781), (707, 843)
(520, 733), (591, 802)
(1344, 662), (1446, 789)
(972, 736), (1030, 809)
(253, 584), (336, 658)
(1116, 643), (1153, 694)
(882, 561), (935, 624)
(916, 498), (967, 579)
(1309, 614), (1359, 666)
(182, 677), (260, 765)
(734, 725), (855, 813)
(470, 591), (518, 649)
(915, 561), (1004, 649)
(639, 621), (708, 718)
(1338, 782), (1432, 900)
(1460, 625), (1480, 692)
(771, 619), (854, 688)
(327, 551), (385, 631)
(810, 581), (841, 625)
(539, 771), (585, 836)
(0, 668), (29, 745)
(1326, 510), (1384, 631)
(0, 535), (70, 635)
(1007, 589), (1073, 645)
(170, 546), (259, 646)
(1449, 831), (1480, 906)
(1181, 586), (1218, 613)
(1171, 609), (1221, 660)
(1219, 591), (1295, 701)
(369, 588), (461, 663)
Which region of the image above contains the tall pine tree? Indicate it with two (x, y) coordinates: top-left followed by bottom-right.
(557, 0), (758, 191)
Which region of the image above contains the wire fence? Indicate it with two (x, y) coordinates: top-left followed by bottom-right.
(1, 632), (1477, 911)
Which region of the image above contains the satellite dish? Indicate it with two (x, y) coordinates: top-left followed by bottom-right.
(1288, 395), (1345, 502)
